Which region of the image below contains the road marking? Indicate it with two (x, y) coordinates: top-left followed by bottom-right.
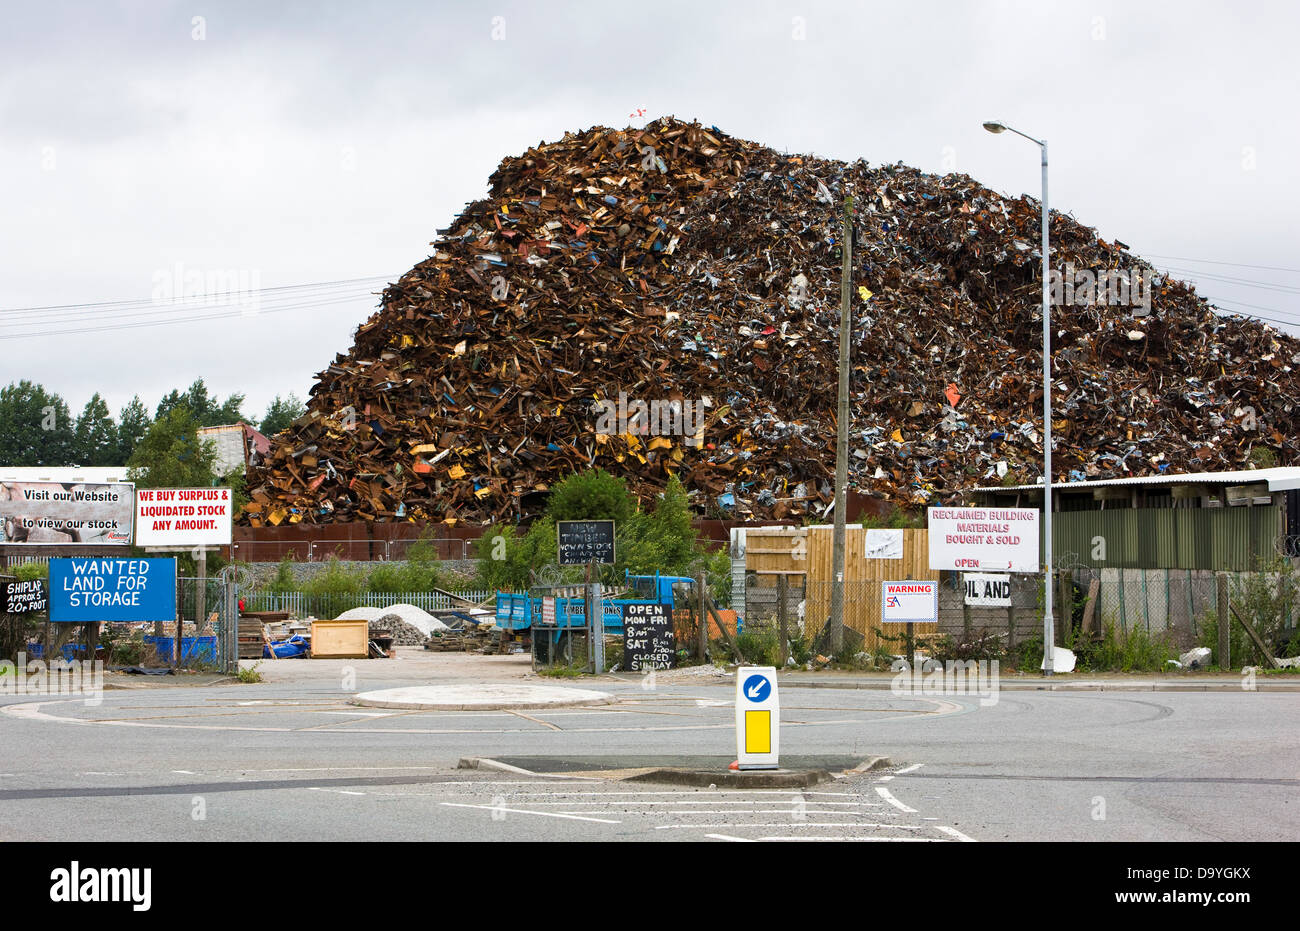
(897, 763), (924, 774)
(876, 775), (894, 782)
(568, 809), (886, 817)
(506, 710), (562, 731)
(936, 825), (977, 842)
(439, 802), (620, 824)
(511, 799), (883, 807)
(875, 787), (917, 813)
(172, 770), (196, 775)
(704, 833), (755, 842)
(656, 822), (925, 830)
(754, 836), (944, 842)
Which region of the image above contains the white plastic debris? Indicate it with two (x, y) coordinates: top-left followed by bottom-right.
(1178, 646), (1212, 669)
(1041, 646), (1077, 673)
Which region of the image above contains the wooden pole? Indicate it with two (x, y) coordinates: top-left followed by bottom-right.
(828, 189), (854, 654)
(696, 571), (707, 661)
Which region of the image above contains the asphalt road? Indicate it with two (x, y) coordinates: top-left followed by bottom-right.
(1, 661), (1295, 842)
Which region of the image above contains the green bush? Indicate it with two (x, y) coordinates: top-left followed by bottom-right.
(300, 557), (366, 597)
(13, 562), (48, 582)
(734, 627), (780, 666)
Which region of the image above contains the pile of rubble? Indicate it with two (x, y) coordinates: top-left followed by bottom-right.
(240, 118), (1300, 525)
(368, 616), (426, 646)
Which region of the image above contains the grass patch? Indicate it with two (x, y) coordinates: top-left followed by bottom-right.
(237, 662), (264, 684)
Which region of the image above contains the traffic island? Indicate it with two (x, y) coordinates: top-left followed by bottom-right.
(462, 754), (891, 787)
(351, 683), (615, 711)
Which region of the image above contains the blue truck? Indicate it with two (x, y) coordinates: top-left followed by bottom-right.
(494, 571), (701, 635)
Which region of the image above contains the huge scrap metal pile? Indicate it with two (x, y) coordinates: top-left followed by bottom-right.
(241, 118), (1300, 527)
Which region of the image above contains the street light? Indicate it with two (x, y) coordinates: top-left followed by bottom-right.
(983, 119), (1054, 675)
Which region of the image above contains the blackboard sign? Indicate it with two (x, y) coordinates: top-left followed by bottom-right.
(621, 602), (674, 671)
(556, 520), (615, 565)
(3, 578), (47, 614)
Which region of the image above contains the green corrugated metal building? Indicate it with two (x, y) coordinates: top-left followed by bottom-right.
(969, 467), (1300, 572)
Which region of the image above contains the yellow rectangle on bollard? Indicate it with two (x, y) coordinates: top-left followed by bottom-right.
(744, 710), (771, 753)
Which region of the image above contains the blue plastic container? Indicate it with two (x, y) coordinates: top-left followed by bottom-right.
(143, 636), (217, 664)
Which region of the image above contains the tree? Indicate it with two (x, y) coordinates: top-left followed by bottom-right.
(0, 380), (76, 466)
(155, 378), (246, 427)
(126, 407), (219, 488)
(117, 395), (152, 463)
(260, 392), (306, 436)
(74, 393), (118, 466)
(545, 468), (638, 524)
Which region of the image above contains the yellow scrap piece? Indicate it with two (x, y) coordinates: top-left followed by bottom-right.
(858, 286), (873, 301)
(474, 486), (491, 499)
(648, 436), (671, 451)
(670, 447), (684, 462)
(268, 508), (287, 526)
(448, 465), (466, 480)
(891, 428), (904, 442)
(410, 443), (439, 454)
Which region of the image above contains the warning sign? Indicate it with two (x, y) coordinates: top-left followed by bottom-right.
(881, 580), (938, 623)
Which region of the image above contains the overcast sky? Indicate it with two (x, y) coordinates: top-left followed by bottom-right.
(2, 0), (1296, 426)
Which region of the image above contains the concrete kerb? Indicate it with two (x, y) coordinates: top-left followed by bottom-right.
(460, 754), (894, 788)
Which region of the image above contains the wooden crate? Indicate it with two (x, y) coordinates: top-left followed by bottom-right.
(309, 619), (369, 658)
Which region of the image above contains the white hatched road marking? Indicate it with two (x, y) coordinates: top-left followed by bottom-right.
(875, 787), (918, 813)
(897, 763), (924, 774)
(705, 833), (756, 842)
(440, 802), (621, 824)
(936, 825), (977, 842)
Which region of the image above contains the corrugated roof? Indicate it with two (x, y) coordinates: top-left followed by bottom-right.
(975, 467), (1300, 494)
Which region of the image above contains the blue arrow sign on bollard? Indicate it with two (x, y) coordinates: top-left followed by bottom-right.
(742, 673), (771, 703)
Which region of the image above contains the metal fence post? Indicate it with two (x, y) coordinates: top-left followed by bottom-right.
(1217, 572), (1230, 670)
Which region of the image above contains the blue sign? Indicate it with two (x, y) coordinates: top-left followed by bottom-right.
(742, 673), (771, 703)
(49, 558), (177, 623)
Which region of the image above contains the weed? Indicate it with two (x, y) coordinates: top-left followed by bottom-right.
(237, 662), (264, 684)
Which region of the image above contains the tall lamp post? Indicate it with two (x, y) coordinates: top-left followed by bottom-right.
(982, 119), (1054, 674)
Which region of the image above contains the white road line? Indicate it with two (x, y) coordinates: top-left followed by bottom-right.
(509, 800), (884, 807)
(655, 823), (926, 830)
(501, 790), (860, 797)
(897, 763), (924, 774)
(439, 802), (620, 824)
(755, 836), (944, 842)
(875, 787), (918, 813)
(936, 825), (977, 842)
(704, 833), (756, 842)
(565, 810), (888, 817)
(172, 770), (196, 774)
(876, 775), (894, 782)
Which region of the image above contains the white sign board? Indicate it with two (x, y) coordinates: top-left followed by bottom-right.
(881, 580), (938, 624)
(927, 506), (1040, 572)
(963, 573), (1013, 607)
(0, 481), (133, 545)
(735, 666), (779, 770)
(863, 529), (904, 560)
(134, 487), (233, 547)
